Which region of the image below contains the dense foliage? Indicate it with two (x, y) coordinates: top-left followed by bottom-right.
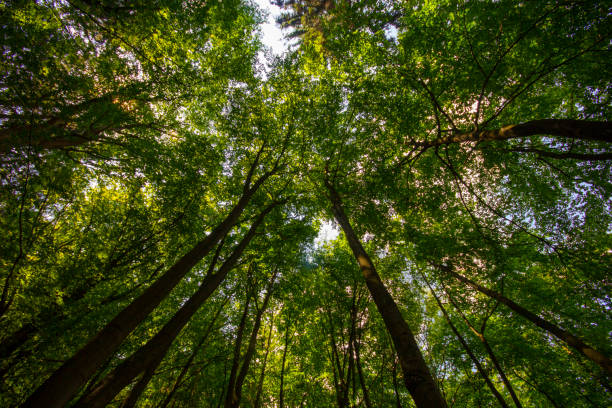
(1, 1), (610, 407)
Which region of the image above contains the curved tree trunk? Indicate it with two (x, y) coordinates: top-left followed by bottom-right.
(327, 183), (447, 408)
(22, 152), (275, 408)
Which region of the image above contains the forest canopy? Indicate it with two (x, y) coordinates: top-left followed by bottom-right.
(0, 0), (611, 407)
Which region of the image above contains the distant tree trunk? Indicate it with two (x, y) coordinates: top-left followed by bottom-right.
(278, 316), (292, 408)
(158, 299), (228, 408)
(392, 357), (403, 408)
(254, 317), (274, 408)
(326, 306), (349, 408)
(353, 300), (373, 408)
(73, 202), (280, 408)
(224, 279), (253, 408)
(442, 265), (612, 375)
(21, 152), (276, 408)
(327, 182), (447, 408)
(228, 271), (276, 408)
(423, 276), (509, 408)
(511, 368), (561, 408)
(443, 287), (524, 408)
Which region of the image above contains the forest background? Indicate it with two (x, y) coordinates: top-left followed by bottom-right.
(0, 0), (611, 407)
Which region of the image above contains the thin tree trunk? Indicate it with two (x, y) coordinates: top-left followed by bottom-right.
(392, 357), (403, 408)
(254, 316), (274, 408)
(279, 316), (292, 408)
(229, 271), (277, 408)
(326, 306), (348, 408)
(418, 119), (612, 148)
(511, 369), (561, 408)
(423, 277), (509, 408)
(441, 282), (522, 408)
(327, 183), (447, 408)
(158, 299), (228, 408)
(119, 365), (157, 408)
(225, 285), (253, 408)
(22, 150), (275, 408)
(442, 265), (612, 375)
(353, 312), (373, 408)
(74, 202), (280, 408)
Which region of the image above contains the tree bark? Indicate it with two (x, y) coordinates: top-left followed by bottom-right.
(353, 306), (373, 408)
(418, 119), (612, 148)
(279, 316), (292, 408)
(224, 277), (253, 408)
(119, 365), (157, 408)
(443, 265), (612, 375)
(73, 201), (280, 408)
(229, 271), (276, 408)
(158, 299), (228, 408)
(254, 317), (274, 408)
(424, 278), (509, 408)
(21, 153), (275, 408)
(326, 182), (447, 408)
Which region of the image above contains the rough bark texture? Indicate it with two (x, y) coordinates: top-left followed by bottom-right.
(327, 183), (447, 408)
(22, 157), (274, 408)
(74, 202), (279, 408)
(445, 266), (612, 375)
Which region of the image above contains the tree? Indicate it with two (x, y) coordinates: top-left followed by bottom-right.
(1, 0), (610, 407)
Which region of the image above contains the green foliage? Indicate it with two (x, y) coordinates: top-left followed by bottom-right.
(0, 0), (610, 407)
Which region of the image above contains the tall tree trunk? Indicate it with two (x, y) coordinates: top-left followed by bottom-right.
(442, 265), (612, 375)
(418, 119), (612, 148)
(442, 285), (521, 408)
(326, 305), (349, 408)
(225, 284), (253, 408)
(119, 365), (157, 408)
(21, 150), (275, 408)
(327, 183), (447, 408)
(74, 202), (280, 408)
(158, 299), (228, 408)
(392, 357), (403, 408)
(353, 299), (373, 408)
(278, 316), (292, 408)
(423, 277), (509, 408)
(229, 271), (277, 408)
(254, 317), (274, 408)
